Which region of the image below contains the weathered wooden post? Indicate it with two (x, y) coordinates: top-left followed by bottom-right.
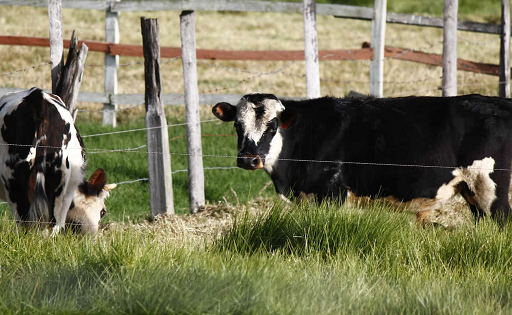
(369, 0), (387, 97)
(48, 0), (63, 93)
(54, 31), (89, 115)
(499, 0), (511, 97)
(180, 11), (205, 214)
(103, 0), (120, 127)
(141, 17), (175, 217)
(303, 0), (321, 98)
(442, 0), (458, 97)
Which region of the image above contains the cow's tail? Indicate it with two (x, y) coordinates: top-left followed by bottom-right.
(28, 96), (51, 225)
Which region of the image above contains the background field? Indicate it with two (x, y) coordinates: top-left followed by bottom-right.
(0, 1), (511, 313)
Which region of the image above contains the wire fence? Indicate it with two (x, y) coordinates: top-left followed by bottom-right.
(0, 24), (508, 230)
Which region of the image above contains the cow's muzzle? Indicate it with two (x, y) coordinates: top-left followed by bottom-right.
(237, 154), (264, 170)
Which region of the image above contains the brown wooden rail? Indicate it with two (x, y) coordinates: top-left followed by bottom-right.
(0, 35), (500, 76)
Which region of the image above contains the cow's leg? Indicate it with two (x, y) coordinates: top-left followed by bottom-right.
(489, 171), (512, 226)
(52, 188), (76, 236)
(457, 181), (486, 221)
(51, 164), (82, 236)
(50, 193), (65, 236)
(488, 147), (512, 226)
(5, 175), (32, 227)
(46, 167), (68, 236)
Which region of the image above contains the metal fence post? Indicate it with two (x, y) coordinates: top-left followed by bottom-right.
(180, 11), (205, 214)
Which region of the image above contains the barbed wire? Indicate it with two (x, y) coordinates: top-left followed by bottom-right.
(81, 119), (218, 138)
(85, 56), (181, 70)
(0, 62), (51, 77)
(0, 137), (505, 172)
(75, 103), (145, 113)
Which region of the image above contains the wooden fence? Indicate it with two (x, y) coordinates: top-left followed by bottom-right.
(1, 0), (511, 214)
(2, 0), (511, 117)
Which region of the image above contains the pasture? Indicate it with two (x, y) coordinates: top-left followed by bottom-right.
(0, 1), (511, 313)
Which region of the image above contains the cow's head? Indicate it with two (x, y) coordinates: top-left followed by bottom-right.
(66, 169), (117, 234)
(212, 93), (295, 171)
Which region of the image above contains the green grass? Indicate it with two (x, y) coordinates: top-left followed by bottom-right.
(0, 201), (511, 314)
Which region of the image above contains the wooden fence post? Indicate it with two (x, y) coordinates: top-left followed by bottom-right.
(48, 0), (63, 93)
(54, 31), (88, 115)
(180, 10), (205, 214)
(442, 0), (458, 97)
(141, 17), (175, 217)
(500, 0), (511, 97)
(303, 0), (321, 98)
(103, 0), (120, 127)
(369, 0), (387, 97)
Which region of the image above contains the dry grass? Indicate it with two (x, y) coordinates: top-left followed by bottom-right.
(0, 5), (504, 125)
(103, 196), (277, 246)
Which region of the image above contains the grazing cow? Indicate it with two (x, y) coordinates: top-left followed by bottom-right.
(213, 93), (512, 225)
(0, 88), (116, 235)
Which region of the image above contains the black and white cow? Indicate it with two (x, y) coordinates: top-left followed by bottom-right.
(213, 93), (512, 225)
(0, 88), (116, 235)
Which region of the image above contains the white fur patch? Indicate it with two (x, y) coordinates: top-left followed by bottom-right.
(263, 130), (284, 174)
(237, 97), (285, 145)
(434, 158), (496, 212)
(457, 157), (496, 214)
(67, 188), (114, 235)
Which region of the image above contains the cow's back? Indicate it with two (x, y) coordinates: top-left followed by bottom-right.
(0, 88), (85, 227)
(276, 95), (512, 201)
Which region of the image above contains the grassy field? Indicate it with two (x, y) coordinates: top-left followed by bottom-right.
(0, 201), (511, 314)
(0, 1), (511, 314)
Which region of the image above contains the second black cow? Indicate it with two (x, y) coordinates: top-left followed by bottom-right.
(213, 93), (512, 225)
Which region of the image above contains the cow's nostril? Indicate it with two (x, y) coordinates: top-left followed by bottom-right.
(250, 157), (260, 168)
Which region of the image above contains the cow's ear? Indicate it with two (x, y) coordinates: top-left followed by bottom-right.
(88, 168), (107, 193)
(212, 102), (237, 122)
(280, 109), (296, 129)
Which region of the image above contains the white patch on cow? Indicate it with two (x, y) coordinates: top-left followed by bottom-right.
(458, 157), (496, 214)
(417, 157), (497, 226)
(264, 130), (283, 174)
(66, 184), (116, 235)
(237, 96), (285, 145)
(434, 157), (496, 211)
(435, 172), (464, 204)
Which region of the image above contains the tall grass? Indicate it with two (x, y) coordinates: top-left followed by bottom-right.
(1, 201), (511, 314)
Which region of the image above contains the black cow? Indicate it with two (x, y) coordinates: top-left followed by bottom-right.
(213, 93), (512, 225)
